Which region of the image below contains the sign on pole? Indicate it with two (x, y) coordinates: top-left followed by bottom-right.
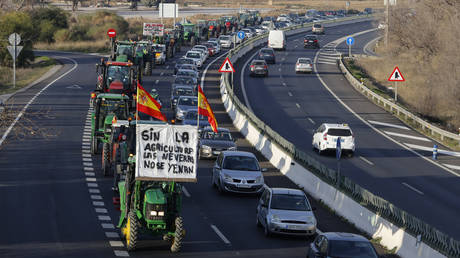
(143, 23), (164, 36)
(135, 124), (198, 182)
(237, 31), (245, 40)
(9, 33), (21, 46)
(346, 36), (354, 57)
(159, 3), (179, 18)
(336, 137), (342, 160)
(107, 28), (117, 38)
(388, 66), (404, 102)
(218, 57), (235, 73)
(7, 46), (23, 59)
(384, 0), (397, 6)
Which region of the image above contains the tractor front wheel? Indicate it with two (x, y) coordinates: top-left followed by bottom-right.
(171, 217), (185, 253)
(126, 211), (139, 251)
(102, 143), (110, 176)
(91, 136), (98, 155)
(144, 62), (152, 76)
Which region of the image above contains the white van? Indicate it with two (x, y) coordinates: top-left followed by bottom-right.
(268, 30), (286, 50)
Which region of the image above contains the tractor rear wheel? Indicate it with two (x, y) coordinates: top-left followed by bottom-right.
(144, 62), (152, 76)
(126, 211), (139, 251)
(102, 143), (110, 176)
(91, 136), (98, 155)
(171, 217), (184, 253)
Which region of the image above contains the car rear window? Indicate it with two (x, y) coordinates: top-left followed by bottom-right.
(223, 156), (259, 171)
(329, 240), (378, 258)
(305, 36), (317, 40)
(298, 59), (311, 64)
(253, 61), (266, 65)
(313, 24), (322, 28)
(174, 88), (194, 96)
(260, 49), (273, 54)
(327, 129), (352, 136)
(270, 194), (311, 211)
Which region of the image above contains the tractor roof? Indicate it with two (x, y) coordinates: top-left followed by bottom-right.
(96, 93), (130, 100)
(117, 41), (135, 45)
(182, 23), (195, 26)
(106, 61), (132, 66)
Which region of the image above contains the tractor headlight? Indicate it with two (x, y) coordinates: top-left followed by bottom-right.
(158, 211), (165, 216)
(105, 128), (111, 133)
(150, 211), (158, 216)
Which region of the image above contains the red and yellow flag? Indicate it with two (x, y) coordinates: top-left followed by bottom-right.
(136, 82), (167, 122)
(197, 85), (218, 132)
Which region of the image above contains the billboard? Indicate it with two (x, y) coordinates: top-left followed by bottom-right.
(143, 23), (164, 36)
(136, 124), (198, 182)
(159, 3), (179, 18)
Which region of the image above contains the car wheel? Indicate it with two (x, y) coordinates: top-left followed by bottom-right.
(264, 220), (271, 237)
(348, 151), (354, 158)
(256, 214), (262, 227)
(211, 172), (217, 188)
(217, 179), (225, 194)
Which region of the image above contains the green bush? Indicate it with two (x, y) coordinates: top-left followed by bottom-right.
(74, 11), (129, 41)
(29, 7), (69, 43)
(53, 29), (71, 42)
(0, 11), (35, 66)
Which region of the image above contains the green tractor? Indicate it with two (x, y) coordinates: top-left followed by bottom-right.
(117, 122), (185, 252)
(181, 23), (199, 46)
(90, 93), (131, 176)
(196, 20), (209, 41)
(135, 41), (155, 76)
(207, 19), (222, 38)
(110, 40), (143, 81)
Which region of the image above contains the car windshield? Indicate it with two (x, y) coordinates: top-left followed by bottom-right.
(153, 45), (164, 52)
(270, 194), (311, 211)
(202, 131), (233, 141)
(186, 52), (200, 58)
(107, 65), (130, 87)
(174, 77), (196, 85)
(220, 36), (230, 40)
(180, 64), (195, 70)
(305, 36), (316, 40)
(177, 58), (194, 65)
(329, 240), (378, 258)
(223, 156), (259, 171)
(178, 97), (198, 106)
(253, 61), (266, 66)
(184, 26), (194, 32)
(177, 70), (196, 77)
(260, 49), (273, 54)
(328, 128), (352, 136)
(116, 45), (132, 57)
(184, 111), (207, 120)
(100, 99), (127, 120)
(173, 87), (194, 96)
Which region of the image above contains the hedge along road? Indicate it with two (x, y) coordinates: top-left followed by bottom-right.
(0, 33), (388, 258)
(233, 19), (460, 240)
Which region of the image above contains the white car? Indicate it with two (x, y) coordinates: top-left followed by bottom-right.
(192, 45), (209, 61)
(219, 35), (233, 48)
(312, 123), (355, 156)
(295, 58), (313, 73)
(207, 40), (221, 54)
(185, 51), (203, 68)
(192, 48), (208, 63)
(152, 44), (166, 64)
(241, 28), (253, 39)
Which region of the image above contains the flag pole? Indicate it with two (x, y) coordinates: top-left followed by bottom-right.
(197, 85), (200, 130)
(136, 83), (139, 121)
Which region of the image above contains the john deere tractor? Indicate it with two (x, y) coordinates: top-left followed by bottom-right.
(181, 23), (199, 46)
(207, 19), (222, 38)
(110, 40), (143, 81)
(135, 41), (155, 76)
(90, 93), (131, 176)
(221, 16), (239, 34)
(117, 121), (185, 252)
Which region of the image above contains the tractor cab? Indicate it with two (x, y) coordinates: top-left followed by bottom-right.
(135, 41), (155, 75)
(152, 44), (166, 65)
(114, 42), (135, 63)
(96, 61), (136, 95)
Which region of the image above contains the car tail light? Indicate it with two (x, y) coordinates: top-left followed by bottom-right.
(323, 133), (328, 140)
(314, 40), (318, 43)
(264, 65), (267, 69)
(250, 65), (254, 68)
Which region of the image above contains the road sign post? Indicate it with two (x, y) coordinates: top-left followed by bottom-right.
(7, 33), (23, 88)
(388, 66), (405, 102)
(219, 57), (235, 91)
(346, 36), (354, 57)
(336, 137), (342, 188)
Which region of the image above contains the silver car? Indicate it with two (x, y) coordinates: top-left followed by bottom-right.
(212, 151), (265, 194)
(176, 68), (199, 79)
(175, 96), (198, 121)
(199, 127), (237, 159)
(295, 57), (313, 73)
(256, 187), (317, 237)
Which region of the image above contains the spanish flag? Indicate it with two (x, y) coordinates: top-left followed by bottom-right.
(136, 82), (167, 122)
(197, 85), (218, 133)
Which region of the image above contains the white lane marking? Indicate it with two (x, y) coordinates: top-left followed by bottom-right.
(363, 36), (382, 56)
(288, 92), (293, 97)
(160, 72), (164, 76)
(114, 250), (129, 257)
(316, 61), (337, 65)
(82, 137), (90, 141)
(210, 224), (231, 245)
(383, 131), (431, 142)
(318, 56), (338, 62)
(105, 232), (120, 238)
(166, 65), (169, 69)
(307, 118), (315, 124)
(98, 215), (111, 221)
(402, 182), (424, 195)
(101, 223), (115, 229)
(404, 143), (460, 158)
(82, 154), (91, 158)
(109, 241), (124, 247)
(295, 103), (301, 109)
(278, 68), (281, 71)
(240, 49), (260, 111)
(91, 195), (103, 200)
(155, 80), (159, 84)
(95, 208), (108, 213)
(368, 120), (410, 130)
(83, 158), (92, 162)
(88, 183), (98, 188)
(313, 29), (460, 178)
(359, 156), (374, 165)
(86, 177), (97, 182)
(282, 82), (286, 86)
(443, 164), (460, 170)
(84, 167), (94, 171)
(182, 186), (191, 197)
(93, 201), (104, 206)
(319, 52), (340, 57)
(82, 142), (90, 146)
(89, 188), (100, 194)
(85, 172), (95, 177)
(83, 162), (93, 166)
(201, 51), (229, 90)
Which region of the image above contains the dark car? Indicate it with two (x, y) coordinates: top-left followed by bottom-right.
(172, 75), (198, 92)
(258, 48), (276, 64)
(304, 35), (320, 48)
(174, 58), (196, 74)
(307, 232), (379, 258)
(170, 84), (195, 110)
(249, 59), (268, 77)
(179, 109), (210, 129)
(199, 127), (237, 159)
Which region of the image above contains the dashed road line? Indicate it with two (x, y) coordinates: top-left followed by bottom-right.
(402, 182), (424, 195)
(210, 224), (231, 245)
(383, 131), (431, 142)
(87, 183), (98, 188)
(160, 72), (164, 76)
(91, 195), (103, 200)
(109, 241), (124, 247)
(114, 250), (129, 257)
(182, 186), (191, 197)
(84, 167), (94, 171)
(83, 162), (93, 166)
(404, 143), (460, 157)
(98, 215), (111, 221)
(86, 177), (97, 182)
(95, 208), (108, 213)
(282, 82), (287, 87)
(105, 232), (120, 238)
(368, 120), (410, 130)
(295, 103), (301, 109)
(155, 80), (159, 84)
(93, 201), (104, 206)
(101, 223), (115, 229)
(307, 118), (315, 124)
(89, 188), (100, 193)
(288, 92), (293, 97)
(359, 156), (374, 166)
(316, 61), (337, 65)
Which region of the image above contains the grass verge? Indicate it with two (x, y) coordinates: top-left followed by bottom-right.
(0, 56), (57, 96)
(34, 40), (109, 54)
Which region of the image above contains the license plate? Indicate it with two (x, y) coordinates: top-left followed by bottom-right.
(286, 225), (298, 230)
(212, 151), (220, 155)
(334, 138), (345, 142)
(238, 184), (251, 188)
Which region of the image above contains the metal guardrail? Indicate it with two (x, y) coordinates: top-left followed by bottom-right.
(338, 56), (460, 146)
(222, 16), (460, 258)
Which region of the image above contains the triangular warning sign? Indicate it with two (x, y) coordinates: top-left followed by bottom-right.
(388, 66), (405, 82)
(218, 57), (235, 73)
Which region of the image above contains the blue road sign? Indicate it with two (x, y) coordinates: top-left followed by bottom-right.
(346, 36), (355, 46)
(237, 31), (245, 40)
(336, 137), (342, 160)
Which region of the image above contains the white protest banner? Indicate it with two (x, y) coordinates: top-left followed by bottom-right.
(136, 124), (197, 182)
(143, 23), (164, 36)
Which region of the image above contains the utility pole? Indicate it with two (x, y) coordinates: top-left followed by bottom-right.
(385, 0), (390, 48)
(160, 0), (163, 24)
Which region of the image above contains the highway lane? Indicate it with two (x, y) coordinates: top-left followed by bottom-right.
(233, 21), (460, 240)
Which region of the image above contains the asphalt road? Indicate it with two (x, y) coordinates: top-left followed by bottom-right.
(0, 27), (381, 257)
(233, 20), (460, 240)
